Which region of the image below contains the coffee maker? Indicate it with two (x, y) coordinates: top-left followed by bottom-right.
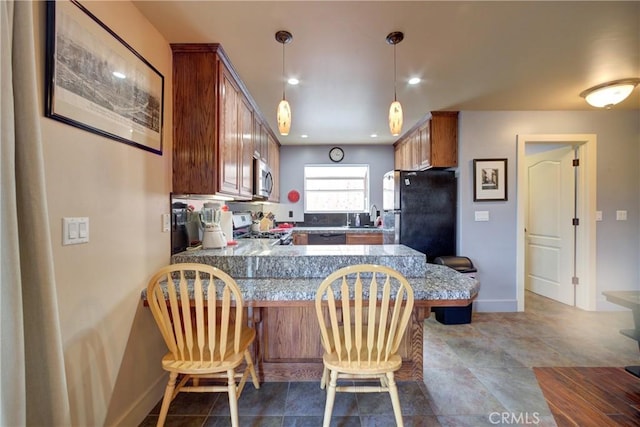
(200, 202), (227, 249)
(171, 202), (189, 254)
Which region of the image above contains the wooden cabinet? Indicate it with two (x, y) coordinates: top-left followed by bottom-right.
(294, 232), (382, 245)
(394, 111), (458, 170)
(267, 134), (280, 202)
(253, 117), (268, 161)
(292, 233), (308, 245)
(218, 66), (241, 195)
(239, 97), (254, 197)
(171, 43), (278, 198)
(346, 233), (383, 245)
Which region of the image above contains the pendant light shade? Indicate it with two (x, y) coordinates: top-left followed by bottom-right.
(386, 31), (404, 136)
(277, 99), (291, 136)
(580, 78), (640, 109)
(389, 101), (403, 137)
(275, 30), (293, 136)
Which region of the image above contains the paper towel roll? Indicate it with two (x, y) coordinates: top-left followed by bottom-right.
(220, 211), (234, 242)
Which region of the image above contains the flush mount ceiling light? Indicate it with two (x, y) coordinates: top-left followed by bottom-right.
(580, 78), (640, 109)
(275, 30), (293, 136)
(386, 31), (404, 137)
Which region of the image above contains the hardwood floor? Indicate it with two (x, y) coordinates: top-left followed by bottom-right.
(534, 367), (640, 426)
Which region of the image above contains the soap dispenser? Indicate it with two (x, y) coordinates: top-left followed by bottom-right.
(355, 213), (361, 227)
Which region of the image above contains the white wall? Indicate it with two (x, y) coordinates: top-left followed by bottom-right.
(35, 1), (172, 425)
(270, 144), (395, 222)
(458, 111), (640, 311)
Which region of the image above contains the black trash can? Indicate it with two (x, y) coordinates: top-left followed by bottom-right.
(431, 256), (477, 325)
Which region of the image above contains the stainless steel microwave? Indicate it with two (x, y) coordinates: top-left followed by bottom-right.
(253, 158), (273, 199)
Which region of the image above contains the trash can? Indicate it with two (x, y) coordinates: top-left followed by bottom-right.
(431, 256), (477, 325)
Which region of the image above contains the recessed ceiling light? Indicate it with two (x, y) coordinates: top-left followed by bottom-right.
(300, 134), (308, 138)
(113, 71), (126, 79)
(408, 77), (420, 85)
(370, 133), (378, 138)
(288, 78), (299, 85)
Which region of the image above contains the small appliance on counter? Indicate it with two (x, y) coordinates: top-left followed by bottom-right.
(171, 202), (189, 255)
(200, 202), (227, 249)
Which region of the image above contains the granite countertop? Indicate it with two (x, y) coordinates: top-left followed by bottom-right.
(292, 226), (383, 234)
(155, 241), (480, 304)
(141, 263), (479, 303)
(173, 240), (426, 278)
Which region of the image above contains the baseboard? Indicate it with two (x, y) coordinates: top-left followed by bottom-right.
(473, 299), (518, 312)
(105, 373), (166, 427)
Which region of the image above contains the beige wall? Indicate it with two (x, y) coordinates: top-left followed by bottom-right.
(34, 1), (172, 424)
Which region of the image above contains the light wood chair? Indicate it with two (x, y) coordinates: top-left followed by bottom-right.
(146, 263), (260, 427)
(314, 264), (414, 427)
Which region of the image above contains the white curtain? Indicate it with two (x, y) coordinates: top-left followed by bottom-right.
(1, 1), (70, 425)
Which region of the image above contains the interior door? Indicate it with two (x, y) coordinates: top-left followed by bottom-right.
(525, 146), (575, 305)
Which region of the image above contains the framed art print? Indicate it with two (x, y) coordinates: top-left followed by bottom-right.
(45, 0), (164, 155)
(473, 158), (508, 201)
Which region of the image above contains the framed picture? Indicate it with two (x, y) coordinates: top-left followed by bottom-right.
(45, 0), (164, 155)
(473, 158), (508, 201)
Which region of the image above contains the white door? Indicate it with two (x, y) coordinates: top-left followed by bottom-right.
(525, 146), (576, 306)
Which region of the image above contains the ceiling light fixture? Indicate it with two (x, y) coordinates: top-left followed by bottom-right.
(275, 30), (293, 136)
(408, 77), (420, 85)
(580, 78), (640, 109)
(386, 31), (404, 137)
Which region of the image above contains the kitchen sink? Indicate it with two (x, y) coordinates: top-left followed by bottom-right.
(344, 225), (374, 229)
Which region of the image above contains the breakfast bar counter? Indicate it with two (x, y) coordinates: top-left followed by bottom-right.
(154, 241), (479, 381)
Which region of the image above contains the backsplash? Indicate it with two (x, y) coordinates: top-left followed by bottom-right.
(303, 213), (371, 227)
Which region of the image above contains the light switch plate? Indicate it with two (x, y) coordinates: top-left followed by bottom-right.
(162, 213), (171, 232)
(616, 210), (627, 221)
(474, 211), (489, 222)
(63, 217), (89, 245)
(595, 211), (602, 221)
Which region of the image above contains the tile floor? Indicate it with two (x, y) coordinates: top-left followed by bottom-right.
(139, 292), (639, 426)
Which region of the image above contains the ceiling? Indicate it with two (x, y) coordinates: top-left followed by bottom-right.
(132, 1), (640, 145)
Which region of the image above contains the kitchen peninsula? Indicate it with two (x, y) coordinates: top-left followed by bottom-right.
(157, 241), (479, 381)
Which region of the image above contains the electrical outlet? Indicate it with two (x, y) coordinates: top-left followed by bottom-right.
(162, 213), (171, 232)
(288, 210), (293, 218)
(595, 211), (602, 221)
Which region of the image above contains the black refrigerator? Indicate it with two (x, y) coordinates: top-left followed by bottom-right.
(382, 169), (457, 261)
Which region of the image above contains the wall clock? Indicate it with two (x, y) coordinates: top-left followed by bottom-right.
(329, 146), (344, 163)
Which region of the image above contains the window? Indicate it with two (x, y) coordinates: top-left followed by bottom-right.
(304, 165), (369, 213)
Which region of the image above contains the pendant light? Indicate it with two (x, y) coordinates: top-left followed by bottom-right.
(275, 30), (293, 136)
(386, 31), (404, 137)
(579, 78), (640, 109)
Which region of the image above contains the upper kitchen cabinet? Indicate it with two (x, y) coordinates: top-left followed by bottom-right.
(171, 44), (279, 198)
(394, 111), (458, 170)
(267, 134), (280, 202)
(253, 116), (269, 162)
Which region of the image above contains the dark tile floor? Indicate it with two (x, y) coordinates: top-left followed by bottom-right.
(139, 292), (639, 426)
(139, 380), (438, 427)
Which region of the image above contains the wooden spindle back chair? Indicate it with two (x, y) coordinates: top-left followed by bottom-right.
(314, 264), (414, 427)
(146, 263), (259, 427)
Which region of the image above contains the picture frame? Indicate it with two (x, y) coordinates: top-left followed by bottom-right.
(473, 158), (508, 201)
(45, 0), (164, 155)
